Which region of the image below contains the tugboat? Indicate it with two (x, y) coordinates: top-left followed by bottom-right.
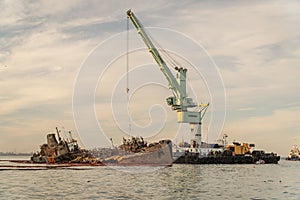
(286, 145), (300, 161)
(91, 137), (173, 166)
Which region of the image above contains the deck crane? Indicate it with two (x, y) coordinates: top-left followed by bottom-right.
(127, 9), (209, 149)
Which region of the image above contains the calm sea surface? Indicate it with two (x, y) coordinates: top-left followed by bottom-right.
(0, 156), (299, 200)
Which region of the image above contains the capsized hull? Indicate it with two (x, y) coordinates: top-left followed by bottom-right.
(101, 140), (173, 166)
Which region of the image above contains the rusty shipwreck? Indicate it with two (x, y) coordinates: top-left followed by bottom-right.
(31, 127), (101, 164)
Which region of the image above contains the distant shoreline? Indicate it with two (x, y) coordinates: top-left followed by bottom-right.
(0, 152), (31, 156)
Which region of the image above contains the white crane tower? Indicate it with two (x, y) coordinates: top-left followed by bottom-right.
(127, 9), (209, 149)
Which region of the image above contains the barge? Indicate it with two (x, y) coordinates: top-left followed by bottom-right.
(173, 141), (280, 164)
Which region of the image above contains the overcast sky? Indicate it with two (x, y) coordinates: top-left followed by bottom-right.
(1, 0), (299, 156)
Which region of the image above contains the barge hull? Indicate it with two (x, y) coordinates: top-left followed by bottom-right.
(174, 153), (280, 164)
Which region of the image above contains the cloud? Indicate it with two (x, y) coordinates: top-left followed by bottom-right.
(0, 1), (300, 154)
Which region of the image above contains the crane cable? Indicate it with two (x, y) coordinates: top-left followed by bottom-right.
(147, 30), (183, 70)
(126, 17), (131, 134)
(146, 29), (190, 96)
(126, 17), (129, 94)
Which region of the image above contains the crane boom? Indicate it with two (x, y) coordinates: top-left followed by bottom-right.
(127, 9), (197, 112)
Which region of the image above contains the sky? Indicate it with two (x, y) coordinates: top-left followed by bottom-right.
(0, 0), (300, 156)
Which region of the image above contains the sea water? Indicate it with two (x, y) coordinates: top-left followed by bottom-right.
(0, 157), (299, 200)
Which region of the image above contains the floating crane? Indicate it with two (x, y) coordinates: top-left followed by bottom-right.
(127, 9), (209, 149)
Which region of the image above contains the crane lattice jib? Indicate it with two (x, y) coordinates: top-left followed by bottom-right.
(127, 9), (183, 100)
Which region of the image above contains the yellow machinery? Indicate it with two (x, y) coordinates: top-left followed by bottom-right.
(226, 142), (251, 155)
